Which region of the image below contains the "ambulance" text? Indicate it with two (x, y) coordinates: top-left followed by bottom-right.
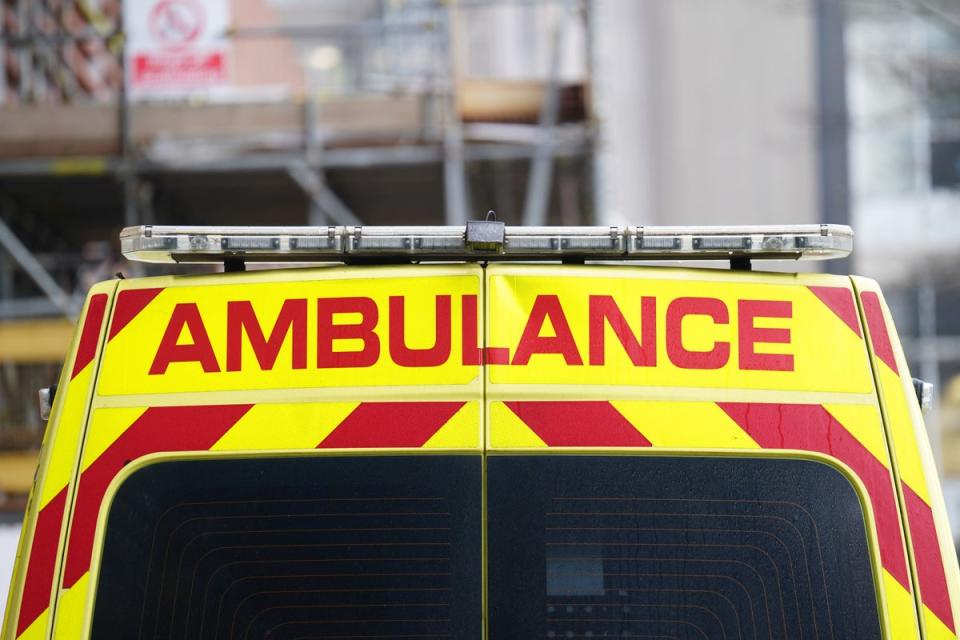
(148, 294), (794, 374)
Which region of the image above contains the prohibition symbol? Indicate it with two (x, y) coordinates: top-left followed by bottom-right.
(148, 0), (205, 47)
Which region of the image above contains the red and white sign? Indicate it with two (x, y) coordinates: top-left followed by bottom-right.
(125, 0), (231, 94)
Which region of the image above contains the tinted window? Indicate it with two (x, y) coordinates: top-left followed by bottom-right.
(92, 455), (482, 640)
(488, 455), (881, 640)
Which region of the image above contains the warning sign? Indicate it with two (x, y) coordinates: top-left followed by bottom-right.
(125, 0), (230, 94)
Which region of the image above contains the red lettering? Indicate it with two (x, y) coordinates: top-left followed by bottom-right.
(589, 295), (657, 366)
(665, 297), (730, 369)
(461, 294), (510, 365)
(738, 300), (794, 371)
(226, 299), (307, 372)
(389, 295), (452, 367)
(317, 297), (380, 368)
(149, 303), (220, 374)
(512, 295), (583, 365)
(462, 294), (482, 366)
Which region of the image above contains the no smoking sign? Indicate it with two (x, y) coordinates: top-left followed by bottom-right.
(125, 0), (230, 92)
(149, 0), (205, 48)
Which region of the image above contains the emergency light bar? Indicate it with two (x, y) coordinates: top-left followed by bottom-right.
(120, 224), (853, 264)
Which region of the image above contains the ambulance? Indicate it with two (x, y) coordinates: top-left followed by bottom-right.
(2, 223), (958, 639)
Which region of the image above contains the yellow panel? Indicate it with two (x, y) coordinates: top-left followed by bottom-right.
(15, 610), (49, 640)
(0, 318), (74, 363)
(51, 574), (88, 640)
(40, 367), (97, 505)
(98, 266), (482, 396)
(488, 401), (547, 448)
(423, 402), (481, 449)
(80, 407), (147, 470)
(878, 365), (930, 505)
(486, 265), (872, 394)
(884, 570), (922, 639)
(824, 403), (891, 466)
(211, 402), (358, 451)
(3, 283), (117, 640)
(924, 605), (957, 640)
(611, 400), (761, 449)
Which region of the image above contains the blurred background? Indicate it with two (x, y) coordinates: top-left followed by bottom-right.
(1, 0), (960, 616)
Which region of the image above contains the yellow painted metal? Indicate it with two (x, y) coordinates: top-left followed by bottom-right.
(11, 263), (960, 640)
(854, 276), (960, 639)
(1, 280), (118, 640)
(485, 264), (873, 395)
(98, 265), (483, 397)
(611, 400), (761, 449)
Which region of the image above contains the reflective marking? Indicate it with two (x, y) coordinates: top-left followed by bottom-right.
(16, 488), (66, 636)
(70, 294), (107, 379)
(807, 286), (862, 338)
(504, 401), (650, 447)
(904, 482), (955, 632)
(718, 402), (910, 590)
(108, 288), (163, 340)
(61, 404), (253, 588)
(861, 291), (898, 374)
(317, 402), (466, 449)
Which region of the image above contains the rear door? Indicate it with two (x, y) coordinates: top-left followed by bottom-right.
(484, 264), (916, 639)
(33, 264), (484, 640)
(854, 277), (960, 639)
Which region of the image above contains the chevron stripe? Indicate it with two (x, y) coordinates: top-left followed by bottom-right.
(61, 404), (253, 588)
(718, 402), (910, 590)
(70, 294), (107, 379)
(15, 488), (66, 636)
(318, 402), (466, 448)
(107, 287), (163, 340)
(904, 482), (956, 632)
(504, 401), (650, 447)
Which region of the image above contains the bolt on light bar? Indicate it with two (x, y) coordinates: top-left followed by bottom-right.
(120, 224), (853, 264)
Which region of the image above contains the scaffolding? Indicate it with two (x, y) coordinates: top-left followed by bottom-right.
(0, 0), (591, 309)
(0, 0), (591, 459)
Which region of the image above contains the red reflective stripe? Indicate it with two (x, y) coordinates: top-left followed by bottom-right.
(807, 285), (862, 338)
(70, 294), (107, 379)
(718, 402), (911, 590)
(108, 288), (163, 340)
(318, 402), (465, 449)
(61, 404), (253, 588)
(903, 483), (955, 632)
(15, 488), (67, 637)
(504, 401), (651, 447)
(860, 291), (899, 374)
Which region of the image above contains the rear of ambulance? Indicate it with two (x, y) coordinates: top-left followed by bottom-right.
(2, 223), (960, 640)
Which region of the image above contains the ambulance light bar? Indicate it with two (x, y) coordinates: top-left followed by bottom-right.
(120, 224), (852, 264)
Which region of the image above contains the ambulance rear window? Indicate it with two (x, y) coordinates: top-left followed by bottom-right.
(487, 455), (881, 639)
(91, 455), (482, 640)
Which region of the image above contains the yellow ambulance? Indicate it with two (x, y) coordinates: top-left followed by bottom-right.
(2, 223), (958, 639)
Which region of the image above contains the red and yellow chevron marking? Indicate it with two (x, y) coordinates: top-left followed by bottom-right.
(46, 399), (478, 639)
(6, 285), (116, 640)
(489, 398), (920, 638)
(856, 280), (960, 639)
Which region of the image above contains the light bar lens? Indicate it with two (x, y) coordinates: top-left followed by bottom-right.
(349, 227), (465, 254)
(120, 224), (853, 264)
